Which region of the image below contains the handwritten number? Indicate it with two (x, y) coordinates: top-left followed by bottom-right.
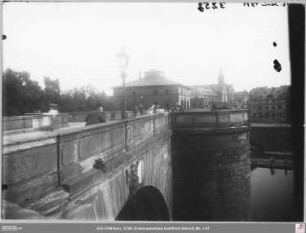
(197, 2), (226, 11)
(198, 2), (204, 12)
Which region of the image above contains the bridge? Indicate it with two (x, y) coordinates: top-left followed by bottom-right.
(2, 110), (250, 221)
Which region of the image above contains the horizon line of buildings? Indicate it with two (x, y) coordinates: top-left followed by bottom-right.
(111, 69), (291, 123)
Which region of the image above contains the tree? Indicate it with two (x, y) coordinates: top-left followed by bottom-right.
(44, 77), (60, 105)
(3, 68), (117, 115)
(3, 68), (45, 115)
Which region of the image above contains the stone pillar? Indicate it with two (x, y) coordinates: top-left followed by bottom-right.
(172, 128), (251, 221)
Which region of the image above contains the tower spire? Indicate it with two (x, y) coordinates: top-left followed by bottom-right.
(218, 68), (225, 85)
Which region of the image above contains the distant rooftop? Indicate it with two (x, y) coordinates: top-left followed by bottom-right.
(115, 70), (185, 88)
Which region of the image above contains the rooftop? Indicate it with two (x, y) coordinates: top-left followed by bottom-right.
(114, 70), (186, 88)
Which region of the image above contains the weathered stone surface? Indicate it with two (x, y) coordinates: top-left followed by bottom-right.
(60, 162), (82, 184)
(24, 188), (69, 217)
(66, 203), (96, 220)
(172, 126), (250, 221)
(108, 171), (128, 217)
(97, 182), (115, 220)
(3, 113), (173, 221)
(61, 140), (79, 166)
(2, 200), (45, 219)
(3, 144), (57, 186)
(79, 134), (102, 160)
(62, 169), (105, 198)
(3, 173), (58, 204)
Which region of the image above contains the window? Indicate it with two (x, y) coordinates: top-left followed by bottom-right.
(165, 89), (169, 94)
(154, 90), (158, 95)
(132, 91), (135, 95)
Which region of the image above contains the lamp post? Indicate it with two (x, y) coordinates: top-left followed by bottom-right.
(116, 48), (130, 120)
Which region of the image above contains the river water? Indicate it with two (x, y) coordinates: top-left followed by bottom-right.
(249, 167), (295, 221)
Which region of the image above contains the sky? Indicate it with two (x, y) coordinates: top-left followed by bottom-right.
(3, 2), (291, 95)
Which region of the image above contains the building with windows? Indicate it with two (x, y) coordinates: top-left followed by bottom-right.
(112, 70), (191, 111)
(190, 70), (235, 110)
(235, 91), (249, 109)
(248, 85), (291, 123)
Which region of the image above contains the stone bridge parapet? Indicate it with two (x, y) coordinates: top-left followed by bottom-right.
(2, 113), (172, 219)
(170, 110), (248, 134)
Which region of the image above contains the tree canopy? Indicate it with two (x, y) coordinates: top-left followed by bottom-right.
(2, 68), (114, 116)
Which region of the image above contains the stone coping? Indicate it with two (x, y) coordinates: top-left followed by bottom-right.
(170, 110), (248, 129)
(3, 113), (168, 148)
(170, 109), (248, 115)
(172, 126), (250, 135)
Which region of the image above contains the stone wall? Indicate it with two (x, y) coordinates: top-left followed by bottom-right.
(2, 113), (172, 220)
(3, 114), (69, 132)
(170, 110), (250, 221)
(67, 111), (147, 122)
(250, 124), (292, 153)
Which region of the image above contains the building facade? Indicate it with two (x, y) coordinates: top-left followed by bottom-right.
(248, 86), (291, 123)
(112, 70), (191, 111)
(190, 71), (235, 110)
(235, 91), (249, 109)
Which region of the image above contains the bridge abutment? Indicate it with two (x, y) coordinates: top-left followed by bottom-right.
(3, 110), (251, 221)
(171, 110), (251, 221)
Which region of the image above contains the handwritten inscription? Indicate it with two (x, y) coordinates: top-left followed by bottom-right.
(243, 2), (287, 7)
(198, 2), (226, 12)
(198, 2), (287, 12)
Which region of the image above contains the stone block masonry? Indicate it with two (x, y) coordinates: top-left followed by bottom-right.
(171, 110), (251, 221)
(2, 110), (249, 221)
(2, 113), (172, 220)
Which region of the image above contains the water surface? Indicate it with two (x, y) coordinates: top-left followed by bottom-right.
(250, 167), (295, 221)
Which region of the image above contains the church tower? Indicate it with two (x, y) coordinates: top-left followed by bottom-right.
(218, 69), (225, 86)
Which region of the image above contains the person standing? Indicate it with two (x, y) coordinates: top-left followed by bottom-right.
(85, 107), (106, 126)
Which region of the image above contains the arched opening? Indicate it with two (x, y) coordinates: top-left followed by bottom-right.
(116, 186), (170, 221)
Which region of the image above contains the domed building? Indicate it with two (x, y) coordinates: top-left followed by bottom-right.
(112, 70), (191, 111)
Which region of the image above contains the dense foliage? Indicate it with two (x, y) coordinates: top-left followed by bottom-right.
(2, 68), (114, 116)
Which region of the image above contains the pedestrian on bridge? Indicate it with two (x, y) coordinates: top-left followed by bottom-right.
(85, 107), (106, 126)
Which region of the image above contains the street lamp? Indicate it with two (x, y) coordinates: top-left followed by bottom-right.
(116, 47), (130, 120)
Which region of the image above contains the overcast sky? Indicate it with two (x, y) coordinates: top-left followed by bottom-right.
(3, 2), (290, 95)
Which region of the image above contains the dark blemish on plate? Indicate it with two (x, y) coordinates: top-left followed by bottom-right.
(273, 59), (282, 72)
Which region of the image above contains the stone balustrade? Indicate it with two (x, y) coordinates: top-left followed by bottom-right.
(2, 113), (170, 208)
(67, 111), (149, 122)
(170, 110), (248, 129)
(3, 111), (153, 133)
(3, 114), (69, 132)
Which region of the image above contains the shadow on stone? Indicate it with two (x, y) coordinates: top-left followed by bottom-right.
(116, 186), (169, 221)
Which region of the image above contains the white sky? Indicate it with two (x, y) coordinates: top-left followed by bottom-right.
(3, 2), (291, 95)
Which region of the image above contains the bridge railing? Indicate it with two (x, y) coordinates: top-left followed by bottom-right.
(2, 111), (152, 133)
(2, 113), (170, 205)
(170, 110), (248, 129)
(3, 114), (69, 133)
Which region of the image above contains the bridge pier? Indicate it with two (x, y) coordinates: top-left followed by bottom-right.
(171, 110), (251, 221)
